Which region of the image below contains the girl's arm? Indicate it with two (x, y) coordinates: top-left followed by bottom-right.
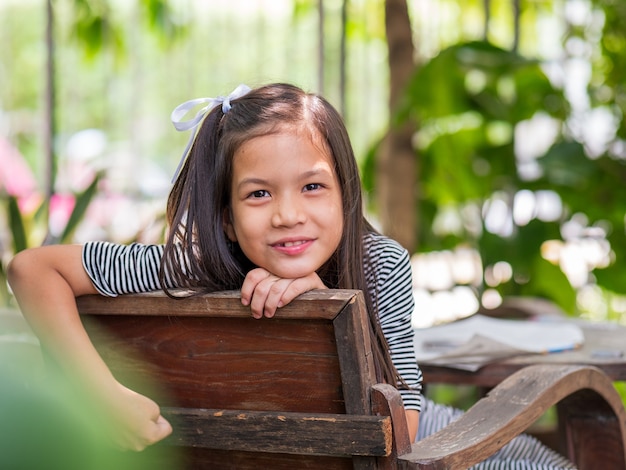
(7, 244), (172, 451)
(406, 410), (419, 442)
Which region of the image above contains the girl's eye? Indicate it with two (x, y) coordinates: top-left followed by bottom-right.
(248, 190), (270, 199)
(303, 183), (322, 192)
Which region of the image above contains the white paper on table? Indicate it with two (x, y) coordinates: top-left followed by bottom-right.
(413, 314), (584, 369)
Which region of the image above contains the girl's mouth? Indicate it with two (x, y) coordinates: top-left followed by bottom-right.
(277, 240), (307, 247)
(272, 239), (314, 254)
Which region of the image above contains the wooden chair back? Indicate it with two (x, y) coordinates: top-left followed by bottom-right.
(77, 289), (409, 470)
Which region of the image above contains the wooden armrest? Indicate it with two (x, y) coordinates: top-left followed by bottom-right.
(161, 407), (392, 457)
(398, 364), (626, 469)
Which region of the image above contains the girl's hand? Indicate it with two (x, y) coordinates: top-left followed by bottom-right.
(241, 268), (326, 319)
(101, 383), (173, 451)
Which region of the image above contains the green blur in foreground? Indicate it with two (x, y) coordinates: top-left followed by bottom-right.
(0, 360), (181, 470)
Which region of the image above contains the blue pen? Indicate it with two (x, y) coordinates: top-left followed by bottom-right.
(545, 344), (579, 354)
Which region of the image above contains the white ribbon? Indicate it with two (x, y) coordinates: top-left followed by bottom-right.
(170, 84), (251, 182)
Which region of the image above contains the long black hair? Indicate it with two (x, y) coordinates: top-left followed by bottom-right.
(160, 83), (403, 387)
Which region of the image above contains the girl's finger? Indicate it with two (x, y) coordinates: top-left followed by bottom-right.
(278, 273), (326, 307)
(241, 268), (271, 307)
(262, 278), (294, 318)
(247, 274), (278, 318)
(154, 415), (173, 441)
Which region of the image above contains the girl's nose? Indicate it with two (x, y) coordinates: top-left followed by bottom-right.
(271, 197), (306, 227)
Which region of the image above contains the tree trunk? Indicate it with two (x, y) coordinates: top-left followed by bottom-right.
(378, 0), (417, 251)
(339, 0), (347, 117)
(318, 0), (325, 94)
(43, 0), (56, 244)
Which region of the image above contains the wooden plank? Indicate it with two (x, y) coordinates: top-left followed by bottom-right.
(333, 292), (377, 415)
(370, 383), (412, 470)
(171, 448), (355, 470)
(81, 313), (346, 413)
(161, 407), (392, 457)
(76, 289), (359, 320)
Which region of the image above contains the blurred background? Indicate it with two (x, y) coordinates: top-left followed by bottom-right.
(2, 0), (626, 328)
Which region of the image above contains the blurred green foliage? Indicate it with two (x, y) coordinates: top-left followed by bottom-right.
(406, 41), (577, 312)
(364, 23), (626, 316)
(3, 0), (626, 320)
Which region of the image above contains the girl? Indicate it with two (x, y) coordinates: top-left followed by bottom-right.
(8, 83), (573, 468)
(8, 83), (421, 451)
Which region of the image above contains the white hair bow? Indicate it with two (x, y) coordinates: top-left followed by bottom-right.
(170, 83), (251, 182)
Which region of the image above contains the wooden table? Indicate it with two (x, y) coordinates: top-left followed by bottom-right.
(417, 316), (626, 465)
(419, 320), (626, 387)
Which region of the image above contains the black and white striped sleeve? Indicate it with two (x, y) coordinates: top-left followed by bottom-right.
(365, 234), (423, 412)
(82, 241), (175, 297)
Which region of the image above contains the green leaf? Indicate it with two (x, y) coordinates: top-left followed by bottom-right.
(7, 196), (28, 253)
(70, 0), (126, 61)
(59, 174), (102, 244)
(525, 257), (577, 314)
(537, 141), (596, 188)
(141, 0), (187, 45)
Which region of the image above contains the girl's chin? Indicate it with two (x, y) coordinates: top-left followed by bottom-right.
(269, 265), (320, 280)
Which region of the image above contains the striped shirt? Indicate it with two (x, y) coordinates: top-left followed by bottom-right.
(82, 232), (423, 412)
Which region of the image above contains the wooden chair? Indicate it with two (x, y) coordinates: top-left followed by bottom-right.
(76, 289), (626, 469)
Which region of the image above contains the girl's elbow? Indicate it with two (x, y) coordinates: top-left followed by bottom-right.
(7, 249), (34, 287)
(7, 248), (51, 291)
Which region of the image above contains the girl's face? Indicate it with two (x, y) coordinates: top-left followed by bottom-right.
(224, 129), (344, 279)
